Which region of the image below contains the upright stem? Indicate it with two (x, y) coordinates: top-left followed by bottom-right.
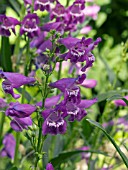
(14, 132), (20, 166)
(35, 75), (49, 169)
(57, 61), (62, 94)
(66, 0), (70, 7)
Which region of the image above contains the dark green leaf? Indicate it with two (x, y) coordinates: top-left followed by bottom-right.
(50, 150), (109, 167)
(1, 36), (12, 71)
(107, 94), (123, 101)
(86, 119), (128, 168)
(97, 89), (128, 102)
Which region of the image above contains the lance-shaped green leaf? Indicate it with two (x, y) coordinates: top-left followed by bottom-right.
(1, 37), (12, 71)
(86, 119), (128, 168)
(50, 150), (109, 167)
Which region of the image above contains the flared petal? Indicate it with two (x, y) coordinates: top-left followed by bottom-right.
(78, 98), (97, 108)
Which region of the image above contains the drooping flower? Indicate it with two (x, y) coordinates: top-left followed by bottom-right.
(10, 116), (33, 132)
(34, 0), (51, 11)
(0, 15), (20, 37)
(0, 70), (35, 99)
(20, 13), (40, 38)
(46, 163), (54, 170)
(0, 134), (16, 159)
(6, 102), (36, 118)
(58, 37), (101, 71)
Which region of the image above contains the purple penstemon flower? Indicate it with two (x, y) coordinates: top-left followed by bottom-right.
(49, 77), (97, 121)
(42, 107), (67, 135)
(65, 98), (97, 121)
(0, 70), (35, 99)
(68, 0), (85, 24)
(5, 102), (36, 131)
(20, 13), (40, 38)
(0, 134), (16, 159)
(58, 36), (101, 71)
(50, 1), (66, 22)
(0, 14), (20, 37)
(34, 0), (51, 11)
(6, 102), (36, 118)
(10, 116), (33, 132)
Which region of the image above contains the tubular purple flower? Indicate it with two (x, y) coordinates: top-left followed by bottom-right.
(66, 101), (87, 121)
(46, 163), (54, 170)
(34, 0), (50, 11)
(50, 1), (66, 22)
(0, 134), (16, 159)
(0, 15), (20, 37)
(81, 79), (97, 88)
(0, 70), (35, 99)
(82, 5), (100, 20)
(114, 96), (128, 106)
(68, 0), (85, 24)
(10, 117), (32, 132)
(49, 75), (86, 92)
(20, 13), (40, 38)
(64, 86), (81, 104)
(80, 25), (92, 34)
(66, 98), (97, 121)
(42, 110), (67, 135)
(36, 94), (62, 108)
(41, 21), (64, 34)
(6, 102), (36, 118)
(58, 37), (101, 71)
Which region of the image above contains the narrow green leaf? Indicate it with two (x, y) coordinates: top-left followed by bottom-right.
(50, 150), (109, 167)
(97, 89), (128, 102)
(107, 94), (123, 101)
(86, 119), (128, 168)
(107, 95), (128, 105)
(1, 36), (12, 71)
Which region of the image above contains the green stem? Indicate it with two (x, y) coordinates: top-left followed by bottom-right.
(66, 0), (70, 7)
(57, 61), (62, 95)
(0, 112), (5, 145)
(25, 38), (30, 76)
(35, 75), (49, 169)
(14, 132), (20, 166)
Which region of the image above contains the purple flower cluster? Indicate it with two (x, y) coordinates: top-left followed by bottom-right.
(41, 75), (97, 135)
(58, 37), (101, 71)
